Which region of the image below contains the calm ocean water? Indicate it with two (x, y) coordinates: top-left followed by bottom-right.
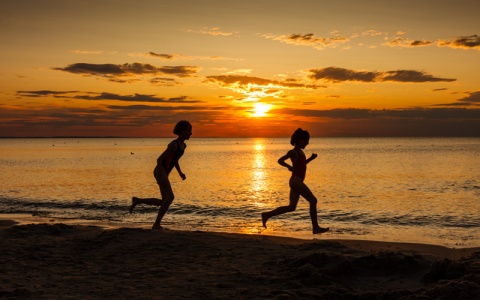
(1, 137), (479, 247)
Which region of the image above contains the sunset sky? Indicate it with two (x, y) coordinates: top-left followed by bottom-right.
(1, 0), (479, 137)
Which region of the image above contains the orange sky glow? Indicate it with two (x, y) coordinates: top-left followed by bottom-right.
(1, 0), (479, 137)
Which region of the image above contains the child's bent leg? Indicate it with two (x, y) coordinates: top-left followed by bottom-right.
(261, 212), (268, 228)
(152, 196), (173, 229)
(308, 199), (329, 233)
(262, 188), (300, 228)
(129, 197), (163, 213)
(293, 180), (329, 234)
(152, 180), (174, 229)
(308, 201), (328, 233)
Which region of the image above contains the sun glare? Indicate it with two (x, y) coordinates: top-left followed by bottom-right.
(252, 102), (272, 117)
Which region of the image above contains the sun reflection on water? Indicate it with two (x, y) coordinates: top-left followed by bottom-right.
(250, 139), (269, 206)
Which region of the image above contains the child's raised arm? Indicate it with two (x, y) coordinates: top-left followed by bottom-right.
(306, 153), (317, 164)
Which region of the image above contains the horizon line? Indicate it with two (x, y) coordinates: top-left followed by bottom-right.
(1, 135), (479, 139)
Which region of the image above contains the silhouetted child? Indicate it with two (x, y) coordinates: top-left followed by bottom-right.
(130, 120), (192, 230)
(262, 128), (329, 234)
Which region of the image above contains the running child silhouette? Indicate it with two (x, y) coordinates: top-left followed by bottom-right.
(262, 128), (329, 234)
(130, 120), (192, 230)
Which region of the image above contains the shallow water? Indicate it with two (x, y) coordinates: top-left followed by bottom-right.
(1, 137), (479, 247)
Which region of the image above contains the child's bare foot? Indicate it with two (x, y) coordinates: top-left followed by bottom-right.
(152, 224), (163, 230)
(129, 197), (138, 213)
(261, 213), (268, 228)
(313, 227), (329, 234)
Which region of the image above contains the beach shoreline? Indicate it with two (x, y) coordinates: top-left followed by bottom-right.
(1, 213), (477, 250)
(1, 214), (479, 299)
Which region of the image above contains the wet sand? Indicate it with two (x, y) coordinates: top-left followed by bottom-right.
(0, 216), (479, 299)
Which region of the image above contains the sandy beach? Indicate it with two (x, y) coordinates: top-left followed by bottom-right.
(0, 216), (479, 299)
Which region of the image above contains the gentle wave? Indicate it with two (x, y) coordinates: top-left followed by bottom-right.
(2, 197), (478, 230)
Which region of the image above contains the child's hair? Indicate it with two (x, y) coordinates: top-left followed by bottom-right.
(290, 128), (310, 146)
(173, 120), (192, 135)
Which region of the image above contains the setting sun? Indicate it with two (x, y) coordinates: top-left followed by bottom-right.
(1, 0), (478, 137)
(252, 102), (272, 117)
